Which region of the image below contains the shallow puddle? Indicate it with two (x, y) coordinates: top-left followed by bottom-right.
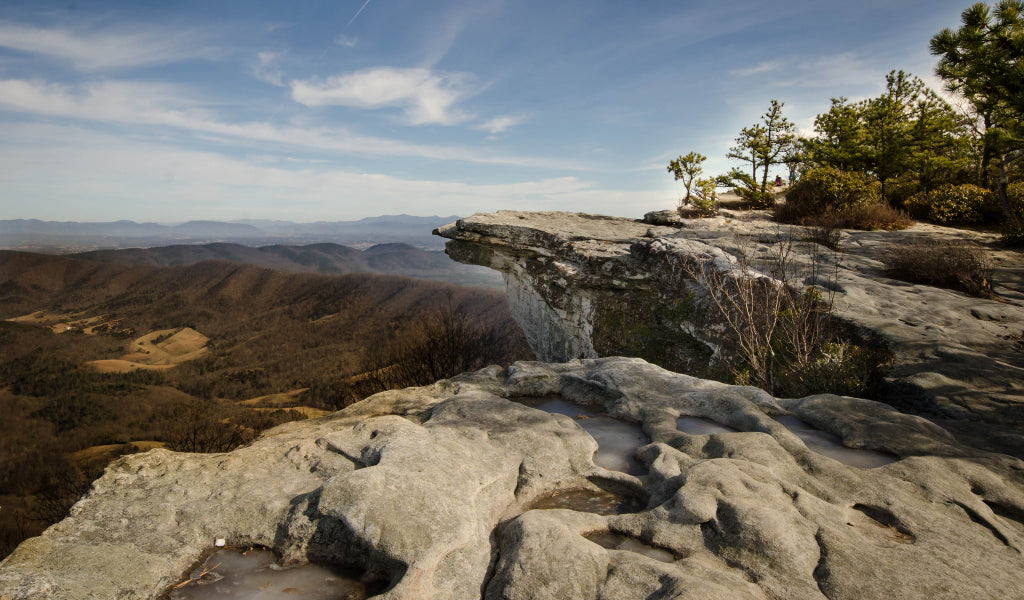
(167, 548), (370, 600)
(586, 532), (676, 563)
(775, 416), (896, 468)
(677, 416), (739, 435)
(513, 397), (649, 475)
(527, 488), (643, 515)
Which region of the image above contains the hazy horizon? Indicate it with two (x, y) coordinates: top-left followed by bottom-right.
(1, 213), (461, 226)
(0, 0), (972, 222)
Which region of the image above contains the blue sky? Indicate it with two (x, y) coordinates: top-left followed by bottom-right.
(0, 0), (973, 222)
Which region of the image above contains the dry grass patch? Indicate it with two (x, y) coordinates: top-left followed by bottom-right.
(776, 201), (913, 231)
(5, 311), (120, 335)
(239, 388), (310, 407)
(86, 327), (210, 372)
(69, 441), (166, 471)
(880, 239), (993, 297)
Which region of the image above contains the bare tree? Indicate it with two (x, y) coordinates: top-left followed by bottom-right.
(362, 293), (518, 391)
(669, 231), (841, 394)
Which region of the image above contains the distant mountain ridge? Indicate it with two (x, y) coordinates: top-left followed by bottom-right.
(71, 241), (503, 288)
(0, 215), (462, 253)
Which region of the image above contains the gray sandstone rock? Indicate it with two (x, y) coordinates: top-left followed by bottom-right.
(435, 210), (1024, 458)
(2, 357), (1024, 599)
(642, 210), (685, 227)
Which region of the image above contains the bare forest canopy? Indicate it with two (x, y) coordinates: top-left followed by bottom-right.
(0, 250), (532, 557)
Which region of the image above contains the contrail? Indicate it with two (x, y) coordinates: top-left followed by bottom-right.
(346, 0), (375, 28)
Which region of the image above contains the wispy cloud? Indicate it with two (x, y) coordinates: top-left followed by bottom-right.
(290, 67), (476, 126)
(335, 34), (358, 48)
(0, 77), (582, 169)
(475, 114), (526, 134)
(0, 123), (644, 221)
(252, 51), (285, 86)
(729, 60), (782, 77)
(0, 21), (215, 71)
(768, 52), (888, 91)
(418, 1), (501, 68)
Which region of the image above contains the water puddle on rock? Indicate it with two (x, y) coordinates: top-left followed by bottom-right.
(513, 397), (649, 475)
(775, 416), (896, 469)
(586, 532), (676, 563)
(167, 548), (371, 600)
(677, 416), (739, 435)
(527, 488), (643, 515)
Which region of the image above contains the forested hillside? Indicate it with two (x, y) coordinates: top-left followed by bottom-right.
(71, 241), (503, 288)
(0, 250), (531, 557)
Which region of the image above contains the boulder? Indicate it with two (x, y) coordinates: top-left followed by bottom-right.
(2, 358), (1024, 599)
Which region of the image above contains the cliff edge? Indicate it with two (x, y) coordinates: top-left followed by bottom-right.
(435, 209), (1024, 458)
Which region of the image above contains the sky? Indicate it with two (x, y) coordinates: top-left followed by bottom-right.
(0, 0), (976, 223)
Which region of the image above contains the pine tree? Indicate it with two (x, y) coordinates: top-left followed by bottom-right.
(931, 0), (1024, 201)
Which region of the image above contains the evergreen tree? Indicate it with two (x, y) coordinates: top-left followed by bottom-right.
(803, 72), (971, 204)
(666, 152), (707, 205)
(931, 0), (1024, 204)
(725, 100), (796, 207)
(804, 97), (867, 172)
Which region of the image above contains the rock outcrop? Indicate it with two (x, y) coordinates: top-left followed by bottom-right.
(4, 209), (1024, 599)
(3, 357), (1024, 599)
(435, 210), (1024, 458)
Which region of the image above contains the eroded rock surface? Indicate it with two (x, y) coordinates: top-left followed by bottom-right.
(435, 210), (1024, 457)
(2, 357), (1023, 599)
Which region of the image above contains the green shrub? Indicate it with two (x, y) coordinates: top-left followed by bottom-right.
(908, 184), (992, 225)
(736, 186), (775, 209)
(785, 167), (880, 212)
(1003, 182), (1024, 246)
(685, 177), (720, 216)
(884, 175), (921, 210)
(782, 342), (887, 398)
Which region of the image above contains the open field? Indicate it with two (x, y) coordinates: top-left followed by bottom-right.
(7, 310), (121, 335)
(86, 327), (210, 373)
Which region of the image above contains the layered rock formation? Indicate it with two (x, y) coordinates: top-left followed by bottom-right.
(4, 209), (1024, 599)
(3, 357), (1024, 599)
(435, 210), (1024, 458)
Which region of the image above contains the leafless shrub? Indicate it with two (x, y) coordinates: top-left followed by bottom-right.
(879, 239), (993, 297)
(776, 201), (913, 231)
(670, 231), (883, 397)
(806, 216), (843, 250)
(361, 293), (524, 393)
(673, 234), (836, 394)
(832, 202), (913, 231)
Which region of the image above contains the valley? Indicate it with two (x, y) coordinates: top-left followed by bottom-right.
(0, 250), (531, 557)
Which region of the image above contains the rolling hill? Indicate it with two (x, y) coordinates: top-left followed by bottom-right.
(0, 250), (531, 557)
(69, 241), (503, 288)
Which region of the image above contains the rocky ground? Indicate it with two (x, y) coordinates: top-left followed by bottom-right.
(2, 358), (1023, 599)
(3, 208), (1024, 599)
(436, 209), (1024, 459)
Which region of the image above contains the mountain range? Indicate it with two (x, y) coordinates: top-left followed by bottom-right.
(69, 241), (503, 288)
(0, 215), (461, 252)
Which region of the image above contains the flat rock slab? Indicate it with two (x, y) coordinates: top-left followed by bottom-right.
(2, 357), (1023, 599)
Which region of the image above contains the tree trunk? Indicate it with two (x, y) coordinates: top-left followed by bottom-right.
(980, 112), (992, 189)
(998, 154), (1009, 212)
